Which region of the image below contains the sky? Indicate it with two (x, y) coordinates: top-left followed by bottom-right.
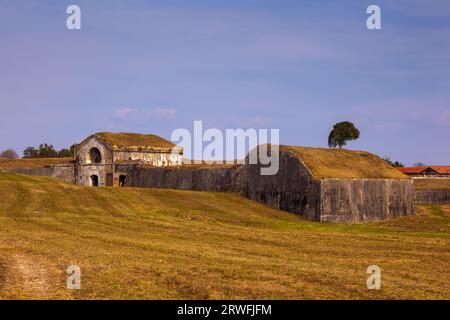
(1, 0), (449, 165)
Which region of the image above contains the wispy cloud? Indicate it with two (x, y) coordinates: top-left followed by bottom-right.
(113, 107), (177, 123)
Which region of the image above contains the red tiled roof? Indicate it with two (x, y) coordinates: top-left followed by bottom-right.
(431, 166), (450, 174)
(397, 166), (450, 174)
(397, 166), (428, 173)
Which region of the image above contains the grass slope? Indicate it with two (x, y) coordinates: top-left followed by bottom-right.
(0, 173), (448, 300)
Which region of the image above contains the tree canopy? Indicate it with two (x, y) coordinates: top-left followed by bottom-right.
(328, 121), (360, 149)
(0, 149), (19, 159)
(23, 143), (77, 158)
(383, 157), (404, 168)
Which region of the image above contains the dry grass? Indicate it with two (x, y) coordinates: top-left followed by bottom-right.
(96, 132), (175, 151)
(0, 173), (448, 300)
(413, 179), (450, 190)
(280, 145), (409, 180)
(0, 158), (74, 168)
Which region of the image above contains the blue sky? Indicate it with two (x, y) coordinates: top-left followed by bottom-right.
(1, 0), (449, 165)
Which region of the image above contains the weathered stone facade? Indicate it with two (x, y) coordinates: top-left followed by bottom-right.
(319, 178), (415, 222)
(238, 149), (415, 222)
(238, 150), (321, 220)
(414, 189), (450, 204)
(115, 164), (239, 191)
(74, 133), (183, 187)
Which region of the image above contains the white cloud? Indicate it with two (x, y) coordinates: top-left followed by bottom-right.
(113, 107), (177, 123)
(152, 107), (177, 120)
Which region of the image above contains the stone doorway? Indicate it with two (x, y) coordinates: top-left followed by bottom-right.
(90, 175), (99, 187)
(119, 175), (127, 187)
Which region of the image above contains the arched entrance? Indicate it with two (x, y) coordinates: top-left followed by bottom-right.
(119, 175), (127, 187)
(89, 148), (102, 164)
(90, 175), (99, 187)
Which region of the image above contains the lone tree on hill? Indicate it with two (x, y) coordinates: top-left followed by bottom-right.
(328, 121), (360, 149)
(0, 149), (19, 159)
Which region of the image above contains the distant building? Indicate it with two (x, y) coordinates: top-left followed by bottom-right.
(398, 166), (450, 178)
(76, 132), (183, 187)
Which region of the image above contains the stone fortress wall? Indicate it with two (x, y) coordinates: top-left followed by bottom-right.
(1, 134), (447, 222)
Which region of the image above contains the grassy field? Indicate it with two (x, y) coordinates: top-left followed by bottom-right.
(0, 172), (449, 300)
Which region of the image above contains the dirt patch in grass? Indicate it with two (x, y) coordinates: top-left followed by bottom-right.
(0, 251), (56, 299)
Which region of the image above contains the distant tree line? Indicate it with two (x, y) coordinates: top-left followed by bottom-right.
(0, 149), (19, 159)
(22, 144), (77, 158)
(383, 157), (404, 168)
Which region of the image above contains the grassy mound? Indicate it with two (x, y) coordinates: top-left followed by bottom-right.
(0, 173), (448, 299)
(280, 145), (409, 180)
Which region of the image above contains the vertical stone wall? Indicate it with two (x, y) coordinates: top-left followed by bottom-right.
(114, 164), (239, 191)
(414, 190), (450, 204)
(237, 151), (321, 221)
(1, 164), (76, 184)
(76, 164), (114, 187)
(320, 179), (415, 222)
(113, 151), (182, 166)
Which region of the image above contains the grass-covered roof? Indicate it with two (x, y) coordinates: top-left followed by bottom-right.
(280, 145), (409, 180)
(95, 132), (177, 151)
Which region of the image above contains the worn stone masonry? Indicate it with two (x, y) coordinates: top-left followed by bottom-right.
(238, 148), (415, 222)
(1, 164), (76, 184)
(238, 150), (321, 220)
(114, 164), (239, 192)
(319, 179), (415, 222)
(414, 189), (450, 204)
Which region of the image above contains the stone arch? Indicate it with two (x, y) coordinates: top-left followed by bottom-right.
(90, 175), (99, 187)
(89, 147), (102, 164)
